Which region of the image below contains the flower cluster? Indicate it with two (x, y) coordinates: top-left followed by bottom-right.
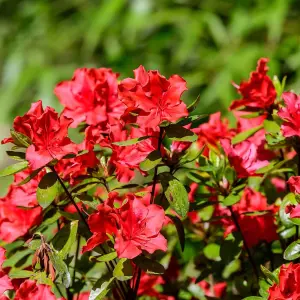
(0, 58), (300, 299)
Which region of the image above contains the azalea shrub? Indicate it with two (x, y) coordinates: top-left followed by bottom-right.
(1, 59), (300, 300)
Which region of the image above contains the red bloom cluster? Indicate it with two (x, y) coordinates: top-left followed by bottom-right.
(83, 193), (167, 259)
(268, 263), (300, 299)
(230, 58), (276, 110)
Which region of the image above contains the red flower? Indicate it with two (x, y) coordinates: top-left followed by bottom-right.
(268, 263), (300, 300)
(216, 188), (278, 248)
(82, 203), (118, 253)
(54, 68), (125, 128)
(115, 195), (167, 259)
(287, 176), (300, 194)
(0, 247), (13, 295)
(14, 280), (57, 300)
(132, 272), (175, 300)
(230, 58), (276, 110)
(3, 100), (78, 170)
(198, 280), (227, 298)
(5, 168), (45, 207)
(118, 65), (188, 127)
(195, 112), (235, 156)
(55, 151), (99, 185)
(271, 177), (286, 193)
(278, 92), (300, 138)
(221, 139), (269, 178)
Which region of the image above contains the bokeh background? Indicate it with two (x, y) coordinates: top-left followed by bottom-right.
(1, 0), (300, 174)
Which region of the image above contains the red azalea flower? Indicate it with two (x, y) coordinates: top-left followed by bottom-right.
(198, 280), (227, 298)
(118, 65), (188, 127)
(216, 188), (278, 248)
(54, 68), (125, 128)
(115, 195), (167, 259)
(287, 176), (300, 194)
(0, 247), (13, 295)
(82, 203), (118, 253)
(271, 177), (287, 193)
(230, 58), (276, 110)
(55, 151), (99, 185)
(195, 112), (235, 156)
(2, 100), (78, 170)
(14, 280), (57, 300)
(268, 263), (300, 300)
(4, 168), (45, 207)
(221, 139), (269, 178)
(278, 92), (300, 138)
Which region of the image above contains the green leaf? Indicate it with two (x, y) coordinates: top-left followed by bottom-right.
(260, 265), (278, 284)
(89, 277), (114, 300)
(243, 297), (264, 300)
(167, 214), (185, 251)
(133, 256), (165, 275)
(91, 252), (118, 262)
(37, 172), (59, 209)
(113, 258), (133, 281)
(283, 240), (300, 260)
(112, 136), (150, 146)
(58, 220), (78, 259)
(203, 243), (220, 261)
(0, 161), (28, 177)
(48, 250), (71, 288)
(17, 167), (44, 185)
(222, 259), (241, 279)
(9, 269), (34, 279)
(27, 239), (42, 251)
(222, 193), (242, 206)
(165, 124), (197, 142)
(220, 232), (243, 263)
(264, 119), (281, 133)
(162, 174), (189, 218)
(187, 94), (201, 112)
(231, 125), (263, 145)
(140, 150), (162, 171)
(70, 178), (100, 195)
(10, 129), (32, 147)
(240, 112), (262, 119)
(177, 114), (206, 127)
(6, 150), (26, 161)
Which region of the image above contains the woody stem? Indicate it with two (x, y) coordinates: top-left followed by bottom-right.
(228, 206), (259, 281)
(150, 128), (164, 204)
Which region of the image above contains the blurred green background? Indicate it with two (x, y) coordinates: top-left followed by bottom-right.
(1, 0), (300, 172)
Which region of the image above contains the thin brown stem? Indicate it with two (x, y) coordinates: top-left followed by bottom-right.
(228, 206), (259, 280)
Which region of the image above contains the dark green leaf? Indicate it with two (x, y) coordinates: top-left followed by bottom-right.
(283, 240), (300, 260)
(133, 256), (165, 275)
(70, 178), (100, 195)
(140, 150), (162, 171)
(165, 124), (197, 142)
(187, 94), (201, 112)
(59, 220), (78, 259)
(9, 269), (34, 279)
(6, 150), (26, 161)
(112, 136), (150, 146)
(161, 174), (189, 218)
(49, 251), (71, 288)
(91, 252), (118, 262)
(203, 243), (220, 261)
(231, 125), (263, 145)
(37, 172), (59, 209)
(89, 276), (114, 300)
(260, 265), (278, 284)
(0, 161), (28, 177)
(220, 232), (243, 263)
(177, 114), (206, 126)
(167, 214), (185, 251)
(222, 193), (241, 206)
(17, 167), (44, 185)
(10, 129), (32, 147)
(113, 258), (133, 281)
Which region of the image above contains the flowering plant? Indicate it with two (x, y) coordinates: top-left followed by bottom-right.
(1, 59), (300, 300)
